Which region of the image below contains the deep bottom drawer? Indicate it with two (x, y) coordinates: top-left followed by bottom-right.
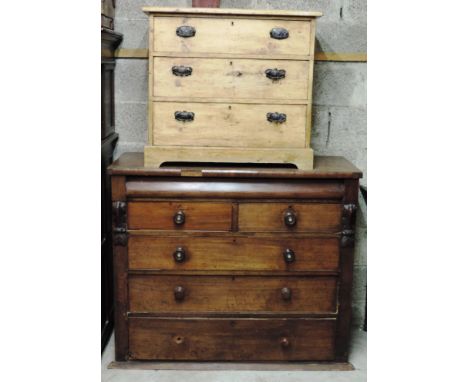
(129, 317), (336, 361)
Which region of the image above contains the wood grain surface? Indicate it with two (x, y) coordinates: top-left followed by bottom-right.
(152, 17), (312, 56)
(143, 7), (322, 18)
(128, 275), (337, 313)
(128, 201), (232, 231)
(238, 202), (342, 232)
(108, 152), (363, 179)
(128, 235), (340, 271)
(144, 146), (314, 170)
(115, 49), (367, 62)
(128, 317), (335, 361)
(152, 101), (307, 148)
(125, 178), (344, 199)
(153, 57), (309, 100)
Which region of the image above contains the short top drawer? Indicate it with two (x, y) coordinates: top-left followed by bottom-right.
(128, 201), (232, 231)
(238, 203), (342, 232)
(153, 17), (312, 56)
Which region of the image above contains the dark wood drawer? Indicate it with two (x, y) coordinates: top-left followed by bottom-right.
(238, 202), (342, 232)
(128, 275), (337, 314)
(128, 235), (340, 271)
(129, 317), (336, 361)
(128, 201), (232, 231)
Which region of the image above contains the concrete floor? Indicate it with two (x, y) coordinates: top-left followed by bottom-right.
(101, 327), (366, 381)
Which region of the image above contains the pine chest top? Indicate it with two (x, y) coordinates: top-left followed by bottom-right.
(142, 7), (323, 18)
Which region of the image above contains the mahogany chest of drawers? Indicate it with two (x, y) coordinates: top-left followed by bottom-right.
(142, 7), (322, 170)
(109, 153), (361, 362)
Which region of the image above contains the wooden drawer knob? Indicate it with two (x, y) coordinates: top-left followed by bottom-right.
(173, 210), (185, 225)
(283, 208), (297, 227)
(280, 337), (290, 348)
(174, 286), (185, 301)
(283, 248), (295, 264)
(281, 287), (292, 301)
(173, 247), (186, 263)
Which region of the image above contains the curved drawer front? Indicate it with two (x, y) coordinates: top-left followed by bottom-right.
(154, 57), (309, 100)
(128, 275), (337, 314)
(153, 17), (312, 56)
(129, 317), (335, 361)
(238, 202), (342, 232)
(152, 101), (306, 148)
(127, 201), (232, 231)
(128, 235), (340, 271)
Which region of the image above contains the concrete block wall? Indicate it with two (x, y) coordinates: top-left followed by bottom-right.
(114, 0), (367, 327)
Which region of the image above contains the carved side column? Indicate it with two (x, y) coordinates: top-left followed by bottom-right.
(335, 179), (359, 361)
(111, 176), (129, 361)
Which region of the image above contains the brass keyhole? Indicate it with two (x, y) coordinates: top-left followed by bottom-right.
(174, 336), (184, 344)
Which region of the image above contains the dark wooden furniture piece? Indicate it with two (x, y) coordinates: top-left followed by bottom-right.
(109, 153), (361, 362)
(101, 0), (116, 30)
(101, 27), (122, 352)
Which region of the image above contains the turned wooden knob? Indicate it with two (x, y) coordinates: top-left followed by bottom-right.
(283, 209), (297, 227)
(280, 337), (290, 348)
(173, 210), (185, 225)
(174, 286), (185, 301)
(173, 247), (186, 263)
(283, 248), (295, 263)
(281, 287), (292, 301)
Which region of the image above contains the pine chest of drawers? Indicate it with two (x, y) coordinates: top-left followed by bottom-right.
(109, 153), (362, 362)
(142, 7), (322, 170)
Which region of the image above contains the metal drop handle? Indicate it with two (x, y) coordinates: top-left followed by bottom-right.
(174, 111), (194, 122)
(265, 68), (286, 80)
(172, 65), (193, 77)
(176, 25), (196, 38)
(267, 112), (287, 123)
(270, 27), (289, 40)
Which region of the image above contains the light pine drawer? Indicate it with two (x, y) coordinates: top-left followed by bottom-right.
(128, 275), (337, 314)
(129, 317), (336, 361)
(127, 201), (233, 231)
(153, 16), (312, 56)
(152, 101), (306, 148)
(153, 57), (310, 100)
(128, 235), (340, 272)
(238, 203), (342, 232)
